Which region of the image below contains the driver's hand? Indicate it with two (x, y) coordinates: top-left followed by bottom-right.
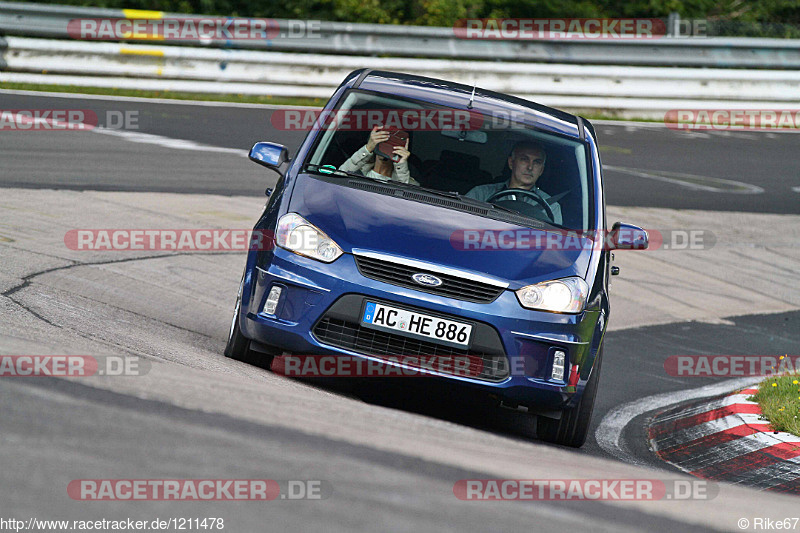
(393, 139), (410, 164)
(366, 126), (390, 152)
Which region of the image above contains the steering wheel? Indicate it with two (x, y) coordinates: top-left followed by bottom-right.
(486, 188), (556, 222)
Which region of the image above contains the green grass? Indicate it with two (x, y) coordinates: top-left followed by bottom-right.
(0, 81), (325, 107)
(750, 370), (800, 436)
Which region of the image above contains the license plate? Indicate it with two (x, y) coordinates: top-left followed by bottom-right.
(361, 301), (472, 348)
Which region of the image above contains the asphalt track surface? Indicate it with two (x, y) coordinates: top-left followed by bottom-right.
(2, 91), (800, 531)
(1, 91), (799, 214)
(5, 377), (706, 533)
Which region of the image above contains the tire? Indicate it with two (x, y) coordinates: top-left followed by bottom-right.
(537, 347), (603, 448)
(224, 274), (277, 369)
(224, 275), (252, 361)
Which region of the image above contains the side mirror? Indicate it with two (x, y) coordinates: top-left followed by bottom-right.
(249, 142), (289, 177)
(610, 222), (648, 250)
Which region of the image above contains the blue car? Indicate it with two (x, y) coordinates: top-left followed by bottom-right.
(225, 69), (648, 447)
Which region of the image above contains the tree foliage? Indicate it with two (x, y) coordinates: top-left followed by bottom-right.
(22, 0), (800, 35)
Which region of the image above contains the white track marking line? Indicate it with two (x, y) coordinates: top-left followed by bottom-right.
(92, 127), (246, 156)
(1, 110), (249, 155)
(594, 377), (759, 467)
(604, 165), (764, 194)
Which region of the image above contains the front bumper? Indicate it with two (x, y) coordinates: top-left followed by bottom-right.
(240, 248), (602, 411)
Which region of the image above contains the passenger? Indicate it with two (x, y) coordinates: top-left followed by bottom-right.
(340, 126), (419, 185)
(465, 141), (562, 225)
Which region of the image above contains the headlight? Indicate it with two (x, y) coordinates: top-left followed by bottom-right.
(276, 213), (343, 263)
(515, 277), (588, 314)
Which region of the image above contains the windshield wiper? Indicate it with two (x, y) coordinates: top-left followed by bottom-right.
(400, 184), (517, 214)
(305, 165), (473, 200)
(433, 189), (519, 215)
(397, 184), (489, 207)
(303, 164), (365, 180)
(482, 200), (519, 215)
(303, 164), (413, 189)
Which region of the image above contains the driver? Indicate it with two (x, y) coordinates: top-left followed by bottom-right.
(465, 141), (562, 225)
(339, 126), (419, 185)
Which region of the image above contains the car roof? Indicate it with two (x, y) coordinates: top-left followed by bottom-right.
(349, 69), (584, 140)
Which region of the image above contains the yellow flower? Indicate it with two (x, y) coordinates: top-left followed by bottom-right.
(772, 383), (778, 387)
(780, 355), (786, 360)
(794, 380), (798, 385)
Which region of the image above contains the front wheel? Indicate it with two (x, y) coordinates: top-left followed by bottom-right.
(224, 275), (252, 361)
(224, 274), (277, 369)
(537, 347), (603, 448)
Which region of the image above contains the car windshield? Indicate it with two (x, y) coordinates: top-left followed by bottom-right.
(305, 90), (592, 231)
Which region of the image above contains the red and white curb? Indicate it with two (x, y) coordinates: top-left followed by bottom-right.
(648, 388), (800, 494)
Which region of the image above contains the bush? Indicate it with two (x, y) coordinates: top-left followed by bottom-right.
(18, 0), (800, 33)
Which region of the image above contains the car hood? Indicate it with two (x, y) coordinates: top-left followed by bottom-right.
(288, 174), (593, 288)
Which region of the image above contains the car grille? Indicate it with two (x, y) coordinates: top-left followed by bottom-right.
(312, 317), (509, 382)
(354, 255), (504, 303)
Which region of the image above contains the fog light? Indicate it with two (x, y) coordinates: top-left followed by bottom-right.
(263, 286), (282, 315)
(551, 350), (566, 381)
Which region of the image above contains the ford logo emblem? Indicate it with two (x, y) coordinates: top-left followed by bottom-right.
(412, 273), (442, 287)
